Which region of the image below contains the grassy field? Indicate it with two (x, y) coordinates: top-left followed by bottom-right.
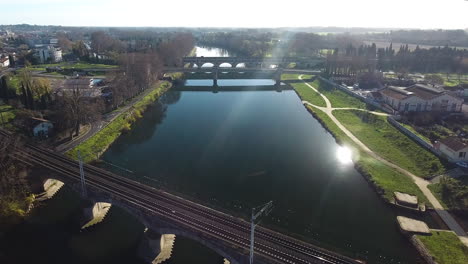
(305, 105), (429, 204)
(417, 231), (468, 264)
(433, 73), (468, 87)
(281, 73), (313, 80)
(333, 110), (446, 178)
(30, 62), (118, 72)
(67, 82), (170, 163)
(291, 82), (326, 107)
(311, 79), (367, 108)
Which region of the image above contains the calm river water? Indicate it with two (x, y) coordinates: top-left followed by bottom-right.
(0, 47), (425, 264)
(99, 47), (425, 263)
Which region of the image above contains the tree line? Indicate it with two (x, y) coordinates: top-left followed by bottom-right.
(0, 31), (195, 138)
(198, 31), (274, 57)
(325, 43), (468, 77)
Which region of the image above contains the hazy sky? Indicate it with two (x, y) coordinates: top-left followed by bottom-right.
(2, 0), (468, 29)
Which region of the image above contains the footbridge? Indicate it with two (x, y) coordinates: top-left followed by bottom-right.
(3, 129), (360, 264)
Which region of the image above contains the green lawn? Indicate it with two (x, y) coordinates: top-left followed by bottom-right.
(333, 110), (446, 178)
(30, 62), (118, 71)
(67, 82), (170, 163)
(291, 82), (326, 107)
(281, 73), (313, 80)
(305, 105), (429, 204)
(311, 79), (366, 109)
(417, 231), (468, 264)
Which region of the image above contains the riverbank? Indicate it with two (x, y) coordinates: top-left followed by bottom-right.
(303, 104), (430, 204)
(66, 81), (171, 163)
(286, 75), (431, 203)
(416, 230), (468, 264)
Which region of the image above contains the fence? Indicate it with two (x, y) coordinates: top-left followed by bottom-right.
(317, 76), (393, 114)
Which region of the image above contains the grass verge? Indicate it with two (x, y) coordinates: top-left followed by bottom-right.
(66, 82), (171, 163)
(305, 105), (429, 204)
(291, 82), (326, 107)
(311, 79), (366, 108)
(281, 73), (313, 80)
(30, 62), (118, 71)
(417, 231), (468, 264)
(333, 110), (446, 178)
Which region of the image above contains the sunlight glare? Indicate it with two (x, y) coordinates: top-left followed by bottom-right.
(336, 146), (353, 165)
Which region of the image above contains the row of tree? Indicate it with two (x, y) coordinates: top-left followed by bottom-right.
(109, 32), (194, 108)
(325, 43), (468, 77)
(198, 31), (274, 57)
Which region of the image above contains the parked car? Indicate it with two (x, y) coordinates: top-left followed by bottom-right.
(456, 161), (468, 169)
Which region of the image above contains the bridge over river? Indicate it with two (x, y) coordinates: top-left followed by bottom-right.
(165, 56), (323, 86)
(2, 129), (360, 264)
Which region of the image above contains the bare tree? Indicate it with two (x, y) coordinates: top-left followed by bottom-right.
(53, 87), (103, 138)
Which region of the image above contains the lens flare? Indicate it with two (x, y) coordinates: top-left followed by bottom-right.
(336, 146), (353, 165)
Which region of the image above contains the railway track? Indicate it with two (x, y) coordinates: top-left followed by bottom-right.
(2, 130), (360, 264)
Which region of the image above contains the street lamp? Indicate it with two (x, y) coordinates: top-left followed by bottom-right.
(250, 201), (273, 264)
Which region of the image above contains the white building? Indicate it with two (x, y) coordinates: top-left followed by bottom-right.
(434, 137), (468, 162)
(0, 57), (9, 67)
(36, 45), (63, 63)
(379, 84), (463, 113)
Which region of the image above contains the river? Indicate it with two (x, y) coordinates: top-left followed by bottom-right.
(0, 46), (425, 264)
(99, 46), (426, 263)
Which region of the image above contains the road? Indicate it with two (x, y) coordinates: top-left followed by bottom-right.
(297, 75), (468, 247)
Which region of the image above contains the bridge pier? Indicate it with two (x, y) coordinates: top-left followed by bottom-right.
(36, 178), (65, 201)
(137, 228), (175, 264)
(275, 68), (283, 86)
(213, 67), (219, 87)
(80, 201), (112, 229)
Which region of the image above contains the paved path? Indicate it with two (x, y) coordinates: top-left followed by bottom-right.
(298, 75), (468, 246)
(56, 81), (168, 153)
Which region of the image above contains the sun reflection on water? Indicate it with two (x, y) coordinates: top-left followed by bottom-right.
(336, 146), (353, 165)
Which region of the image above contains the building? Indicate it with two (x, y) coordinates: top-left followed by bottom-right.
(379, 84), (463, 113)
(434, 137), (468, 162)
(30, 117), (54, 137)
(0, 56), (9, 67)
(36, 45), (63, 63)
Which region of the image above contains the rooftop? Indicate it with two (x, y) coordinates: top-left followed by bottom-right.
(439, 137), (467, 152)
(380, 86), (409, 100)
(405, 84), (444, 100)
